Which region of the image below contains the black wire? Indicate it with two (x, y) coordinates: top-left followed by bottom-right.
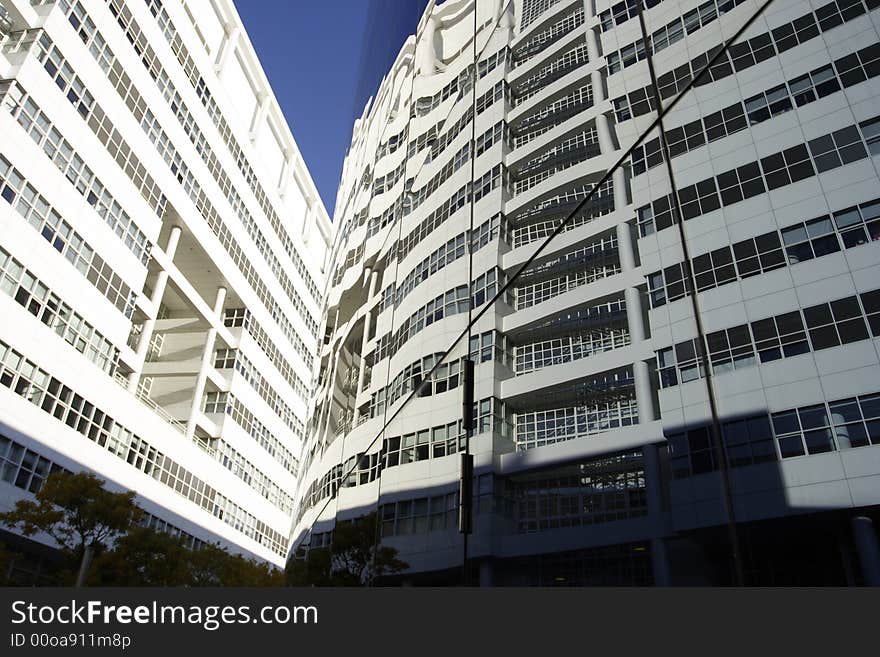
(634, 2), (747, 586)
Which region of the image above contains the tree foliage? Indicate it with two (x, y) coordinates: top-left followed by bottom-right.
(0, 472), (140, 555)
(0, 471), (284, 586)
(287, 513), (408, 586)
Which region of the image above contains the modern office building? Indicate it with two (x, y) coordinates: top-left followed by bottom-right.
(291, 0), (880, 585)
(0, 0), (331, 574)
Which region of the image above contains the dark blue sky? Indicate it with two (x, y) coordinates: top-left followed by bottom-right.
(237, 0), (430, 217)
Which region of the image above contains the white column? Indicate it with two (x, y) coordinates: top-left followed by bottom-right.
(651, 537), (672, 586)
(612, 167), (629, 212)
(852, 515), (880, 586)
(185, 286), (227, 440)
(214, 23), (239, 76)
(128, 226), (182, 392)
(591, 68), (605, 103)
(479, 559), (493, 587)
(356, 270), (379, 397)
(595, 112), (615, 155)
(278, 149), (294, 198)
(585, 22), (600, 62)
(249, 91), (269, 142)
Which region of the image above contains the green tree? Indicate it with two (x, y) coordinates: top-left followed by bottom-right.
(0, 471), (140, 586)
(88, 527), (190, 586)
(287, 513), (408, 586)
(187, 543), (285, 586)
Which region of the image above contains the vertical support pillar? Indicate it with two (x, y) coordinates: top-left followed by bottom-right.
(214, 23), (239, 76)
(595, 112), (615, 155)
(585, 21), (600, 63)
(249, 91), (269, 142)
(128, 226), (182, 392)
(651, 537), (672, 586)
(479, 559), (493, 587)
(852, 515), (880, 586)
(185, 286), (227, 440)
(356, 270), (379, 397)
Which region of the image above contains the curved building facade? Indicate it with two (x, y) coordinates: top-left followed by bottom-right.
(293, 0), (880, 585)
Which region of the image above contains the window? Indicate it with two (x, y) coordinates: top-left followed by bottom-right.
(717, 162), (765, 205)
(722, 416), (777, 467)
(745, 84), (792, 124)
(678, 177), (720, 220)
(781, 215), (841, 264)
(703, 104), (748, 142)
(693, 245), (737, 291)
(657, 339), (705, 388)
(833, 200), (880, 247)
(808, 126), (867, 172)
(860, 290), (880, 336)
(706, 324), (755, 373)
(860, 117), (880, 156)
(728, 33), (775, 72)
(803, 296), (869, 349)
(829, 393), (880, 449)
(760, 144), (814, 190)
(666, 118), (705, 157)
(732, 232), (786, 278)
(751, 312), (808, 362)
(631, 137), (663, 175)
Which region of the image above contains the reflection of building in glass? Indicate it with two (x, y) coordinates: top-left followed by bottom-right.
(0, 0), (331, 574)
(293, 0), (880, 585)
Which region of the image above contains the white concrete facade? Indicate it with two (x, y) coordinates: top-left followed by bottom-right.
(0, 0), (331, 567)
(292, 0), (880, 584)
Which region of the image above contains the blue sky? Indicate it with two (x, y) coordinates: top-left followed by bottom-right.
(237, 0), (430, 217)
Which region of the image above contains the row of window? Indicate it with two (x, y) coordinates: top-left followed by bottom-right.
(0, 339), (286, 555)
(511, 450), (648, 533)
(514, 41), (590, 105)
(657, 288), (880, 388)
(0, 154), (136, 317)
(520, 0), (564, 31)
(513, 84), (593, 148)
(630, 42), (880, 176)
(222, 306), (311, 394)
(647, 197), (880, 308)
(396, 164), (508, 261)
(668, 390), (880, 478)
(637, 117), (877, 236)
(511, 179), (615, 247)
(374, 353), (468, 416)
(515, 394), (639, 451)
(513, 127), (601, 194)
(131, 0), (320, 302)
(213, 348), (303, 430)
(515, 323), (630, 375)
(612, 0), (877, 122)
(374, 284), (469, 362)
(34, 34), (166, 221)
(0, 245), (118, 375)
(512, 369), (638, 450)
(38, 27), (318, 337)
(0, 431), (208, 550)
(212, 437), (294, 515)
(202, 391), (299, 476)
(294, 398), (506, 523)
(515, 5), (584, 65)
(0, 81), (150, 265)
(605, 0), (749, 75)
(514, 233), (620, 309)
(598, 0), (661, 32)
